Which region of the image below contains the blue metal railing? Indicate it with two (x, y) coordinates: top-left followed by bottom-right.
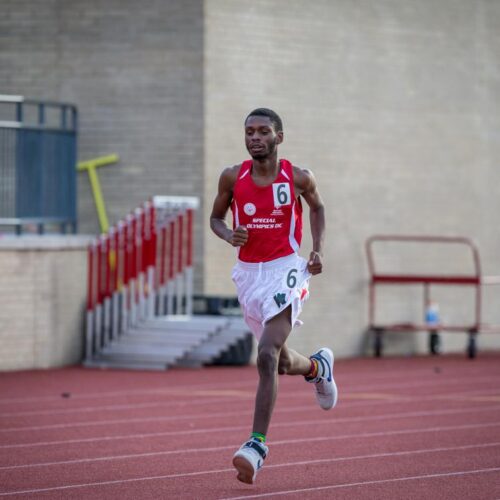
(0, 95), (78, 234)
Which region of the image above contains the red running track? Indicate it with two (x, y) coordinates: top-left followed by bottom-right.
(0, 353), (500, 499)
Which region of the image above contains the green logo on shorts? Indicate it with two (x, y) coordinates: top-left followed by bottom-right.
(274, 292), (286, 308)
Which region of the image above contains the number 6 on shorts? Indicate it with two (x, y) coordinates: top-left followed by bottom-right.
(286, 268), (298, 288)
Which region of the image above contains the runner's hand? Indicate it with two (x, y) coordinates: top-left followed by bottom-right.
(307, 251), (323, 275)
(227, 225), (248, 247)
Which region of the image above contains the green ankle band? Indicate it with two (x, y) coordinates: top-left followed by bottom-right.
(251, 432), (266, 443)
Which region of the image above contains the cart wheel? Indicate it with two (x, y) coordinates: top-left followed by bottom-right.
(374, 329), (383, 358)
(429, 331), (441, 355)
(467, 334), (476, 359)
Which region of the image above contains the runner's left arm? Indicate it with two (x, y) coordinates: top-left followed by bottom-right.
(295, 168), (325, 275)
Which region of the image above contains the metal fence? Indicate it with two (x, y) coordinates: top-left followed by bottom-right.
(0, 95), (78, 234)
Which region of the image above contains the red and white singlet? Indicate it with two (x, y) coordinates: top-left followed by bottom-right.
(231, 158), (303, 263)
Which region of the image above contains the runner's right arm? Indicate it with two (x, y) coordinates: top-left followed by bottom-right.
(210, 166), (248, 247)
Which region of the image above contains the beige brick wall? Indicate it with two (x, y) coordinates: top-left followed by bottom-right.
(0, 236), (91, 371)
(1, 1), (499, 361)
(203, 0), (500, 357)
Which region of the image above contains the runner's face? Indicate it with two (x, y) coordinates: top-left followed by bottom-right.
(244, 116), (283, 160)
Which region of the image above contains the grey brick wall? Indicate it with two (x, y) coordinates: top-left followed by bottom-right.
(0, 0), (205, 288)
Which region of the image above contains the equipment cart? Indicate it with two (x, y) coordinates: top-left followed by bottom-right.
(366, 235), (500, 358)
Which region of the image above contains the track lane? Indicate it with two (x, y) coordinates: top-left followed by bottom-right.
(0, 354), (499, 498)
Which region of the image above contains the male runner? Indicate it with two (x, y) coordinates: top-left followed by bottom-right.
(210, 108), (338, 485)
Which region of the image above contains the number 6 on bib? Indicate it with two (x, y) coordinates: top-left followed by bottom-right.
(272, 183), (291, 207)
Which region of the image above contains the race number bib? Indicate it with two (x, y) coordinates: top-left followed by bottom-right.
(272, 182), (291, 207)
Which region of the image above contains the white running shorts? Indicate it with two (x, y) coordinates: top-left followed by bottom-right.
(231, 253), (311, 340)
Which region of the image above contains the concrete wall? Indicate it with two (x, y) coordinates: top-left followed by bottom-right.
(203, 0), (500, 357)
(0, 236), (92, 370)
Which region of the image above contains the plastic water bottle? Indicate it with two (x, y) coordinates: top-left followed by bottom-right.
(426, 301), (441, 355)
(425, 302), (440, 328)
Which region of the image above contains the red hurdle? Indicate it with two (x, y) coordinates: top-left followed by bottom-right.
(85, 196), (199, 362)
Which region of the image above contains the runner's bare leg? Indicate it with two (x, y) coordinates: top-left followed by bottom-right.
(252, 306), (311, 435)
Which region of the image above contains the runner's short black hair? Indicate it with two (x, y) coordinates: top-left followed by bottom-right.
(245, 108), (283, 133)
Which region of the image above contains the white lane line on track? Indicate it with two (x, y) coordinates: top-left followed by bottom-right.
(1, 382), (500, 419)
(1, 423), (500, 471)
(0, 367), (458, 404)
(0, 395), (253, 419)
(1, 396), (500, 434)
(220, 467), (500, 499)
(0, 415), (499, 462)
(0, 369), (498, 406)
(0, 380), (258, 406)
(1, 442), (499, 497)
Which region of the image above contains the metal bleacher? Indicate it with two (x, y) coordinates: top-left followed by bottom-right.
(88, 315), (250, 371)
(83, 196), (252, 371)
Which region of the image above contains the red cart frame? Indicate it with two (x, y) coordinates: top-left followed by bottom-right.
(365, 235), (500, 358)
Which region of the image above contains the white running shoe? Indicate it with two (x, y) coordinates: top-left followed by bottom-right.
(306, 347), (338, 410)
(232, 438), (268, 484)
